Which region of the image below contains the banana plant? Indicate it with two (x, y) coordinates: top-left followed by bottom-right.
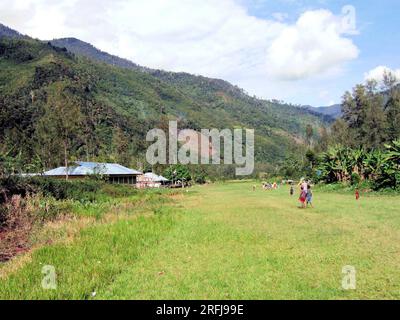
(363, 150), (384, 180)
(378, 140), (400, 189)
(350, 147), (366, 178)
(384, 140), (400, 165)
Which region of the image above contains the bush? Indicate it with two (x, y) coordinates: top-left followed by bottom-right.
(1, 176), (103, 204)
(27, 177), (101, 201)
(351, 172), (361, 186)
(0, 195), (34, 262)
(0, 176), (35, 205)
(0, 39), (36, 62)
(34, 197), (74, 221)
(193, 172), (206, 184)
(100, 184), (137, 198)
(164, 164), (191, 183)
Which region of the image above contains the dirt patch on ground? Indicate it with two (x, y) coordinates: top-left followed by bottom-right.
(0, 195), (34, 263)
(0, 227), (31, 262)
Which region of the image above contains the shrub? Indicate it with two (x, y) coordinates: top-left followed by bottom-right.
(27, 177), (101, 201)
(193, 172), (206, 184)
(351, 172), (361, 186)
(100, 184), (137, 198)
(0, 176), (35, 205)
(0, 195), (34, 262)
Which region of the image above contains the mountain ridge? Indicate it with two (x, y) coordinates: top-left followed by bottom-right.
(0, 23), (28, 39)
(0, 23), (332, 173)
(0, 22), (337, 117)
(49, 38), (337, 121)
(302, 104), (342, 119)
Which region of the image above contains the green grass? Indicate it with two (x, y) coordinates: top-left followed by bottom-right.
(1, 182), (400, 299)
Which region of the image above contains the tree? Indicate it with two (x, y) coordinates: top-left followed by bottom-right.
(36, 83), (84, 179)
(316, 126), (330, 152)
(112, 127), (130, 166)
(386, 90), (400, 141)
(330, 119), (352, 147)
(340, 82), (388, 150)
(382, 70), (398, 91)
(382, 71), (400, 141)
(342, 88), (362, 132)
(0, 149), (23, 179)
(279, 156), (303, 179)
(164, 164), (191, 184)
(305, 124), (314, 147)
(361, 80), (387, 149)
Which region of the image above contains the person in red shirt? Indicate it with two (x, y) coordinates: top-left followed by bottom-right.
(355, 189), (360, 200)
(299, 186), (307, 208)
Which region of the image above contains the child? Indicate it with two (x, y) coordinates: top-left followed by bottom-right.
(355, 189), (360, 200)
(299, 186), (306, 208)
(306, 186), (313, 208)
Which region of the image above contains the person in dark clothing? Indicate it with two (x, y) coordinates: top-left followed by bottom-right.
(306, 186), (313, 208)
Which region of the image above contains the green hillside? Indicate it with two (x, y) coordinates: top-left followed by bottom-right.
(49, 36), (334, 127)
(0, 36), (330, 173)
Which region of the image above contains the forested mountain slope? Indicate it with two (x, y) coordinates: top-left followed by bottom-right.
(1, 27), (330, 172)
(49, 36), (334, 124)
(0, 23), (27, 40)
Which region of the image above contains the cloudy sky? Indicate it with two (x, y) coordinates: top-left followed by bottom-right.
(1, 0), (399, 106)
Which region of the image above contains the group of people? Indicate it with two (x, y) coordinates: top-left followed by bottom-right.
(290, 180), (313, 209)
(255, 178), (360, 208)
(262, 182), (278, 190)
(253, 180), (313, 208)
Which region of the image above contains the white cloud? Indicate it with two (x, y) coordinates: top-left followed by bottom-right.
(364, 66), (400, 84)
(266, 10), (359, 80)
(0, 0), (359, 104)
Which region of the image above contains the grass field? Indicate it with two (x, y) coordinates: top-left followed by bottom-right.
(1, 181), (400, 300)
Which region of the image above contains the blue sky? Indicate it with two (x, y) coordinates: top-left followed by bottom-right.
(0, 0), (399, 107)
(242, 0), (400, 105)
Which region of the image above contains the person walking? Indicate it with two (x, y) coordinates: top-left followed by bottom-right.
(306, 186), (313, 208)
(301, 180), (308, 195)
(299, 186), (307, 209)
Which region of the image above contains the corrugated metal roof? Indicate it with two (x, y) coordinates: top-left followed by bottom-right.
(143, 172), (169, 182)
(43, 162), (142, 176)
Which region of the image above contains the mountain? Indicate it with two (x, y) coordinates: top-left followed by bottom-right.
(49, 38), (148, 73)
(315, 104), (342, 119)
(302, 104), (342, 119)
(49, 36), (335, 125)
(49, 38), (339, 122)
(0, 23), (331, 175)
(0, 23), (27, 39)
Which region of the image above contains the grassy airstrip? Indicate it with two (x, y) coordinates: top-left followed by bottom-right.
(1, 181), (400, 299)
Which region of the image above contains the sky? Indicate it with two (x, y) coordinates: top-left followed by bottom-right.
(0, 0), (399, 107)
